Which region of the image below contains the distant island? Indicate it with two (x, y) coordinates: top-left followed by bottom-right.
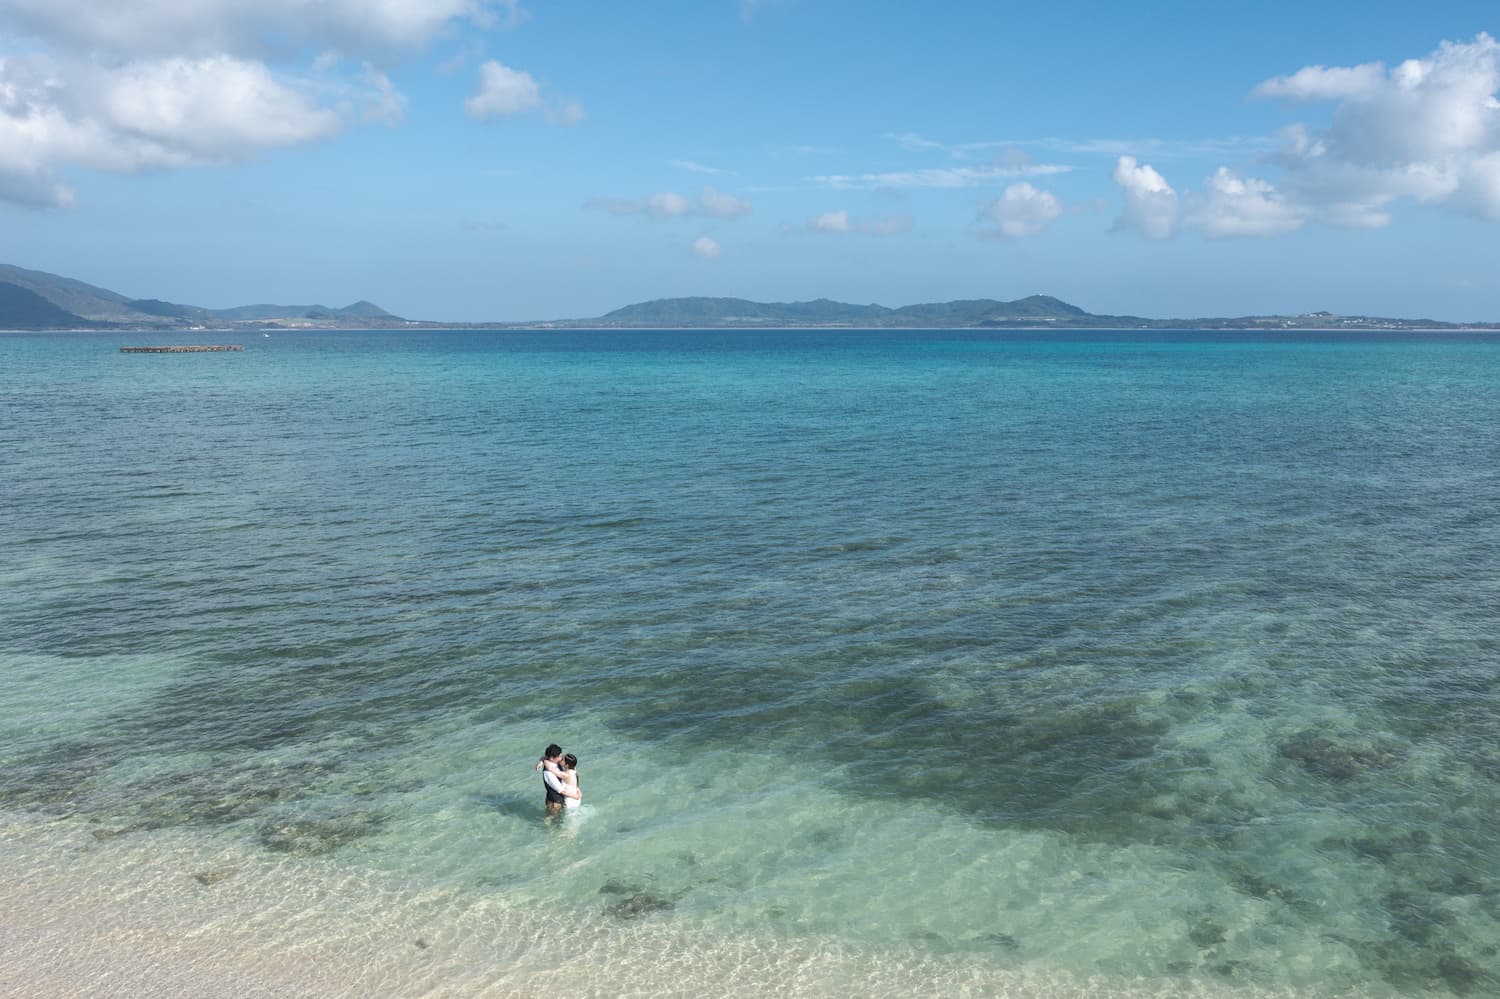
(3, 262), (1497, 333)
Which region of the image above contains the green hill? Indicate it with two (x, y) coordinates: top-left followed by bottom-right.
(597, 294), (1094, 327)
(337, 300), (398, 320)
(0, 282), (96, 328)
(602, 297), (891, 325)
(0, 263), (135, 320)
(126, 298), (215, 321)
(210, 301), (400, 321)
(0, 263), (402, 327)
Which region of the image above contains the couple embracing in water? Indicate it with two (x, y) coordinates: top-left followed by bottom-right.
(536, 744), (581, 816)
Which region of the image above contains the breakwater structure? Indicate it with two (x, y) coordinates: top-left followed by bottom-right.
(120, 344), (244, 353)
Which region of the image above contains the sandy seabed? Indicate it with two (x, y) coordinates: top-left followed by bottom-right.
(0, 813), (1292, 999)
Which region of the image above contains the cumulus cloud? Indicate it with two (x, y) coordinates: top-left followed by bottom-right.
(464, 60), (582, 124)
(691, 235), (721, 258)
(1102, 35), (1500, 238)
(1254, 33), (1500, 225)
(465, 60), (541, 118)
(1112, 156), (1300, 239)
(805, 209), (913, 236)
(1112, 155), (1180, 239)
(647, 191), (691, 217)
(0, 0), (502, 59)
(1188, 167), (1302, 238)
(588, 187), (753, 220)
(698, 186), (751, 218)
(980, 182), (1063, 239)
(0, 0), (572, 205)
(0, 53), (341, 205)
(1251, 63), (1387, 102)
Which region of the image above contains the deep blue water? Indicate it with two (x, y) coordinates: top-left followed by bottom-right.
(3, 329), (1499, 995)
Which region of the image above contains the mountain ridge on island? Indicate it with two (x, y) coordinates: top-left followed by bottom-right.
(0, 263), (404, 330)
(2, 262), (1496, 332)
(597, 294), (1092, 327)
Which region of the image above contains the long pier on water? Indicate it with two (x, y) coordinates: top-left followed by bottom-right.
(120, 344), (244, 353)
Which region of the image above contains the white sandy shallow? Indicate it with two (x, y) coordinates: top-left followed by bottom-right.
(0, 812), (1304, 999)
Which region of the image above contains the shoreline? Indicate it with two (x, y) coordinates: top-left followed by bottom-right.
(5, 325), (1500, 335)
(0, 812), (1273, 999)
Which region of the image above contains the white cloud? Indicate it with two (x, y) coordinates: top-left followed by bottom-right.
(815, 163), (1069, 190)
(1250, 33), (1500, 227)
(691, 235), (721, 258)
(356, 63), (405, 125)
(465, 60), (541, 118)
(1112, 155), (1180, 239)
(0, 0), (501, 59)
(646, 191), (691, 217)
(805, 209), (912, 236)
(1187, 167), (1303, 238)
(0, 52), (341, 205)
(589, 187), (753, 220)
(1460, 151), (1500, 219)
(0, 0), (569, 206)
(886, 131), (953, 155)
(1252, 63), (1387, 102)
(103, 55), (339, 156)
(671, 159), (726, 174)
(0, 165), (76, 209)
(980, 182), (1063, 239)
(698, 186), (751, 218)
(465, 60), (583, 125)
(1111, 156), (1302, 239)
(809, 209), (851, 233)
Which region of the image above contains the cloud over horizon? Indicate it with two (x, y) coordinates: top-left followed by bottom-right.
(0, 0), (563, 206)
(0, 52), (342, 207)
(805, 210), (913, 236)
(814, 163), (1070, 191)
(1111, 33), (1500, 240)
(979, 183), (1064, 239)
(0, 0), (515, 60)
(588, 187), (752, 220)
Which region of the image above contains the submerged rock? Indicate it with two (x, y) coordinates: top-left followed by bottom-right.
(598, 879), (679, 918)
(1189, 919), (1228, 949)
(1277, 730), (1401, 781)
(191, 868), (237, 886)
(604, 892), (674, 919)
(258, 810), (385, 856)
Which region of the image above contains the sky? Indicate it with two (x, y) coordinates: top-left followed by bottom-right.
(2, 1), (1499, 322)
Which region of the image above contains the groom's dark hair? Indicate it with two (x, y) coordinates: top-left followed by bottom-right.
(544, 744), (563, 759)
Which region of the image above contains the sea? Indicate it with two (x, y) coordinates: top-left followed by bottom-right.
(2, 328), (1498, 997)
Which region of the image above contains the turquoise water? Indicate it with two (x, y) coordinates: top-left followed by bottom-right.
(3, 329), (1499, 995)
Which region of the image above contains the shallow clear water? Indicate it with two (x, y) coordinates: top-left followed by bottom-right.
(3, 329), (1499, 996)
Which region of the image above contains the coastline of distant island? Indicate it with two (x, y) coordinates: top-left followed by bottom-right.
(4, 261), (1498, 333)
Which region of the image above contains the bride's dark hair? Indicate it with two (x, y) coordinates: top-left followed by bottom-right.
(563, 754), (578, 770)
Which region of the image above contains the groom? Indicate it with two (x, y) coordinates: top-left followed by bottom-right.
(537, 744), (570, 816)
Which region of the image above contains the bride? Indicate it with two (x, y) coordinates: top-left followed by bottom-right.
(559, 754), (582, 808)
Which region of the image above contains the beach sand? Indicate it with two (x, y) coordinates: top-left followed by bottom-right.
(0, 813), (1278, 999)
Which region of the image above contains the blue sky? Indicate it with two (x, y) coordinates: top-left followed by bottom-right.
(2, 1), (1498, 321)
